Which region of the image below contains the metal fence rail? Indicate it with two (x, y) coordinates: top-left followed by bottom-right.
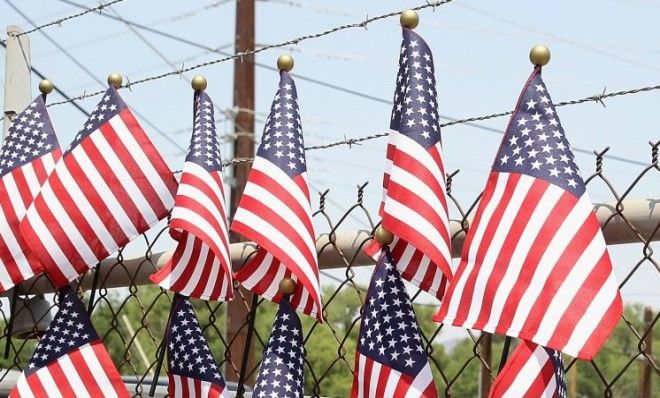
(0, 143), (658, 397)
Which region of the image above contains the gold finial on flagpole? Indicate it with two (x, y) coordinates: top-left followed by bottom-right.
(191, 75), (208, 91)
(400, 9), (419, 29)
(38, 79), (54, 95)
(107, 73), (123, 88)
(279, 278), (296, 296)
(375, 225), (394, 246)
(277, 54), (294, 72)
(529, 45), (551, 66)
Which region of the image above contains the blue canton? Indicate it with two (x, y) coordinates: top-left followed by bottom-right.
(188, 92), (222, 172)
(253, 298), (304, 398)
(390, 29), (441, 148)
(358, 248), (427, 375)
(25, 286), (98, 376)
(494, 71), (585, 197)
(69, 87), (126, 151)
(256, 72), (306, 177)
(166, 295), (225, 386)
(546, 347), (567, 398)
(0, 95), (59, 177)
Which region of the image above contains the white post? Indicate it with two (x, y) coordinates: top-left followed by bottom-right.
(3, 25), (31, 140)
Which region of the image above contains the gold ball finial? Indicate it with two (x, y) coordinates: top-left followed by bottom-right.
(38, 79), (54, 95)
(107, 73), (123, 88)
(277, 54), (294, 72)
(529, 45), (550, 67)
(279, 278), (296, 296)
(400, 10), (419, 29)
(374, 226), (394, 246)
(191, 75), (207, 91)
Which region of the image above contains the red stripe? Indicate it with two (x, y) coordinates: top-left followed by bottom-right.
(169, 235), (203, 293)
(293, 174), (311, 203)
(392, 373), (413, 397)
(24, 372), (49, 397)
(390, 145), (448, 212)
(524, 357), (555, 396)
(578, 287), (622, 360)
(374, 365), (391, 397)
(67, 349), (105, 397)
(46, 361), (77, 397)
(171, 197), (227, 251)
(176, 172), (226, 219)
(362, 358), (373, 398)
(489, 341), (535, 396)
(190, 245), (216, 298)
(10, 169), (35, 208)
(91, 342), (129, 397)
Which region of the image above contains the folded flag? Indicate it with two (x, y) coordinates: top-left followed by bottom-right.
(150, 90), (232, 301)
(0, 95), (60, 293)
(351, 248), (438, 397)
(232, 71), (322, 320)
(490, 341), (567, 398)
(20, 86), (178, 287)
(165, 294), (228, 398)
(366, 25), (452, 300)
(10, 286), (128, 398)
(435, 66), (622, 359)
(252, 297), (304, 398)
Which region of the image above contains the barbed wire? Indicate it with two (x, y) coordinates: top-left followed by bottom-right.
(0, 0), (129, 43)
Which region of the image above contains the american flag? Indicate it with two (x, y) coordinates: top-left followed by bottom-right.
(10, 286), (129, 398)
(0, 96), (60, 293)
(232, 72), (322, 320)
(490, 341), (567, 398)
(252, 297), (304, 398)
(165, 294), (228, 398)
(366, 27), (452, 300)
(351, 248), (438, 398)
(19, 86), (178, 288)
(435, 68), (623, 360)
(150, 92), (232, 301)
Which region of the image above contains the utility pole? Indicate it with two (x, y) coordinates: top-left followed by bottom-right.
(479, 332), (493, 398)
(640, 306), (653, 398)
(226, 0), (256, 387)
(3, 25), (31, 139)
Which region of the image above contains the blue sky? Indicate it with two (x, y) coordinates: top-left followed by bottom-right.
(1, 0), (658, 340)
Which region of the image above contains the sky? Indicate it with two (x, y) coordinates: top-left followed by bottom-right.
(0, 0), (658, 345)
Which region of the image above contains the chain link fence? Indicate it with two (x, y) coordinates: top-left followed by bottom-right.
(0, 141), (657, 397)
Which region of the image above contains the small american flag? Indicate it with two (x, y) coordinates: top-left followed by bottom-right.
(351, 248), (438, 398)
(366, 27), (452, 300)
(150, 91), (232, 301)
(252, 297), (304, 398)
(19, 86), (178, 287)
(165, 294), (228, 398)
(0, 96), (60, 293)
(435, 68), (623, 359)
(232, 72), (322, 320)
(490, 341), (567, 398)
(10, 286), (129, 398)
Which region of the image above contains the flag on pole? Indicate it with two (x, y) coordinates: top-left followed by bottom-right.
(435, 67), (622, 359)
(365, 26), (452, 300)
(10, 286), (128, 398)
(165, 294), (228, 398)
(0, 96), (60, 293)
(20, 86), (178, 288)
(351, 248), (438, 398)
(490, 341), (567, 398)
(150, 91), (232, 301)
(231, 71), (322, 320)
(252, 297), (304, 398)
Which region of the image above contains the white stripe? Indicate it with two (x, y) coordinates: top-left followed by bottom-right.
(69, 147), (138, 239)
(41, 152), (57, 173)
(382, 367), (401, 398)
(14, 373), (35, 398)
(182, 163), (225, 207)
(484, 185), (564, 331)
(391, 134), (445, 188)
(19, 163), (42, 198)
(241, 252), (277, 291)
(533, 232), (605, 344)
(187, 376), (196, 397)
(3, 173), (27, 215)
(172, 208), (230, 267)
(201, 256), (221, 300)
(173, 183), (225, 231)
(34, 369), (63, 398)
(543, 374), (557, 397)
(157, 234), (196, 288)
(109, 116), (174, 210)
(58, 354), (91, 398)
(462, 176), (534, 328)
(441, 173), (509, 323)
(180, 243), (209, 297)
(251, 157), (312, 220)
(356, 354), (366, 398)
(368, 361), (381, 398)
(79, 344), (119, 398)
(172, 374), (184, 398)
(0, 196), (31, 278)
(404, 364), (435, 398)
(501, 352), (545, 398)
(508, 194), (592, 334)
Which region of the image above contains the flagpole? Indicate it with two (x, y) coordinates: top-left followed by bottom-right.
(497, 336), (513, 373)
(235, 293), (259, 398)
(149, 292), (180, 397)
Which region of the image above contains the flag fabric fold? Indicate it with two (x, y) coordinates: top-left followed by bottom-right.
(490, 341), (567, 398)
(19, 86), (178, 288)
(231, 71), (322, 320)
(165, 294), (228, 398)
(366, 27), (452, 300)
(10, 286), (129, 398)
(435, 67), (622, 359)
(0, 95), (61, 293)
(150, 91), (233, 301)
(351, 247), (439, 398)
(252, 297), (304, 398)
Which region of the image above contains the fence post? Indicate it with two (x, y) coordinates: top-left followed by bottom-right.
(479, 332), (492, 398)
(3, 25), (31, 139)
(640, 306), (653, 398)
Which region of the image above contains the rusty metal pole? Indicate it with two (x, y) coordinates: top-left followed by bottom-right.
(226, 0), (256, 388)
(480, 332), (493, 398)
(640, 307), (653, 398)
